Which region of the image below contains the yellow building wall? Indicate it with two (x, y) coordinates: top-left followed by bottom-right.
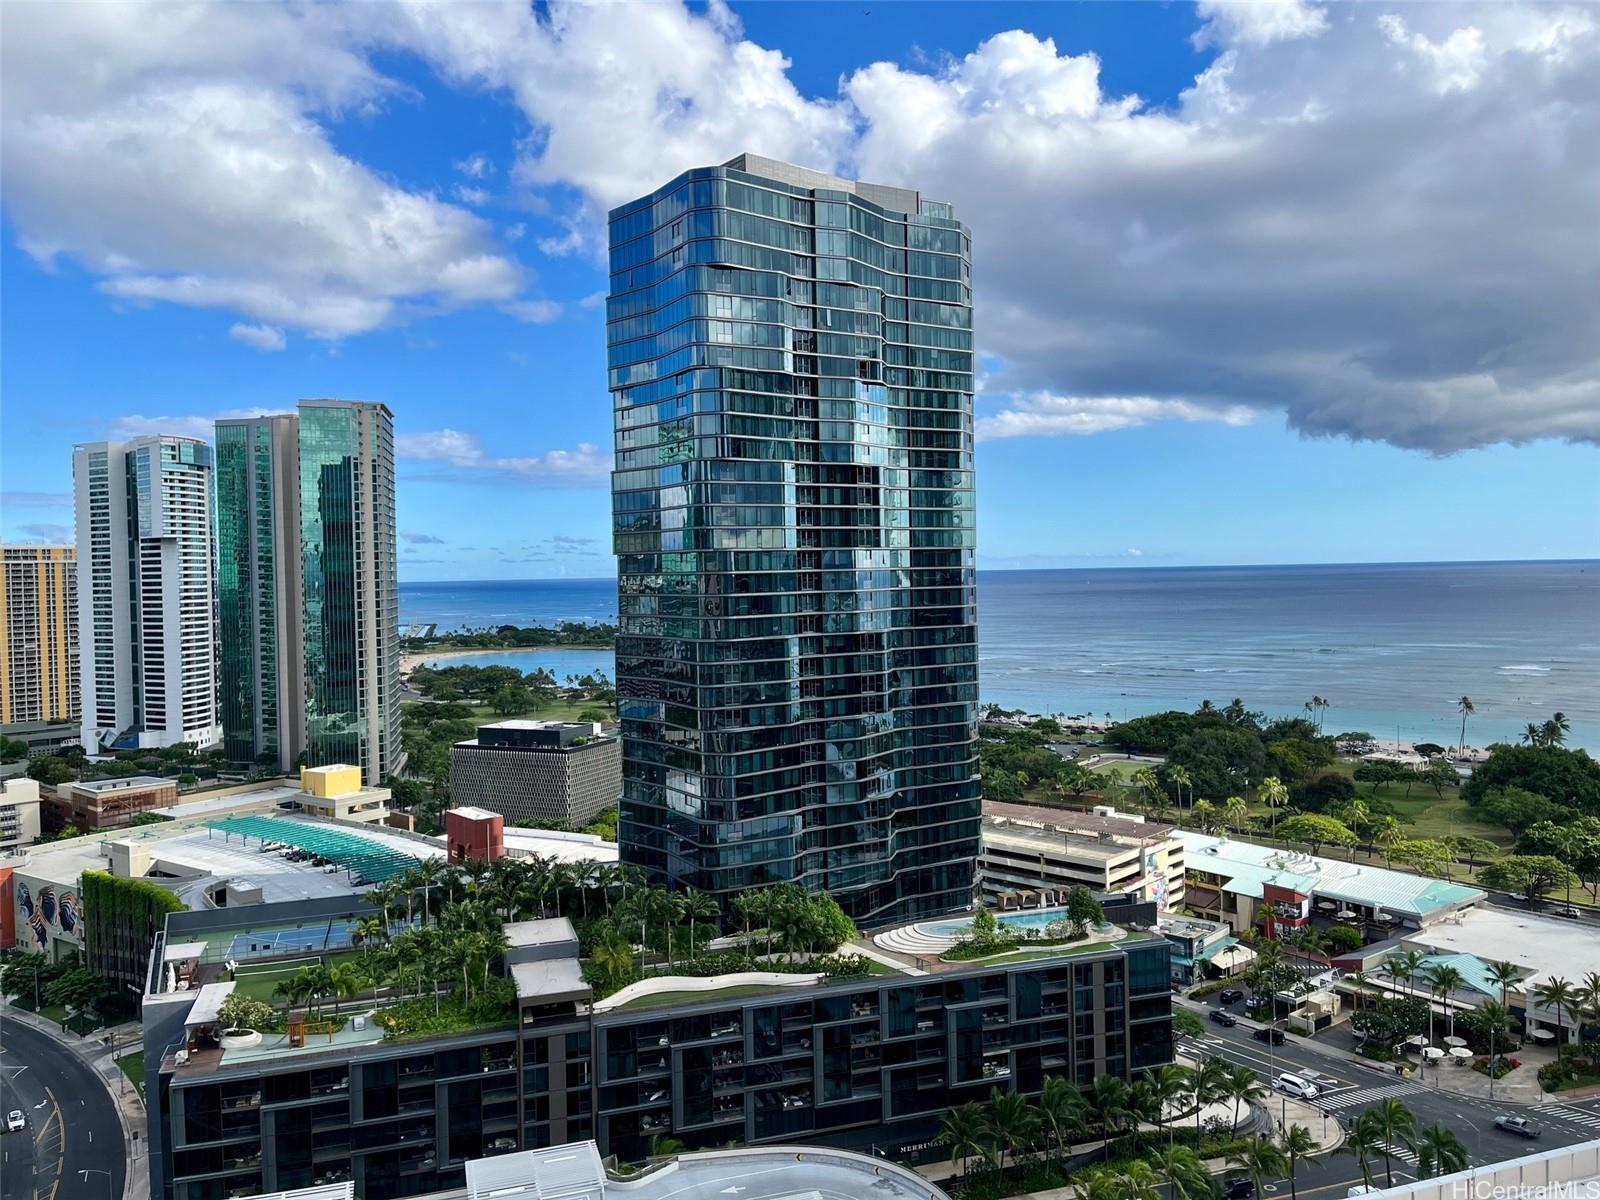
(301, 764), (362, 798)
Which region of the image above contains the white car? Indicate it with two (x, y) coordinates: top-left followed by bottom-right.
(5, 1110), (24, 1133)
(1272, 1072), (1321, 1100)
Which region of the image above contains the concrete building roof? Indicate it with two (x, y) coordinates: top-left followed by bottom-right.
(498, 827), (619, 867)
(510, 958), (590, 1005)
(1179, 832), (1483, 919)
(984, 821), (1138, 864)
(1400, 906), (1592, 993)
(465, 1141), (950, 1200)
(984, 800), (1176, 841)
(68, 775), (172, 793)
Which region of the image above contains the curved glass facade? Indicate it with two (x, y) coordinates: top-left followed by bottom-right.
(608, 156), (980, 926)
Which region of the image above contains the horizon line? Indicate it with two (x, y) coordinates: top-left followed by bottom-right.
(399, 555), (1599, 586)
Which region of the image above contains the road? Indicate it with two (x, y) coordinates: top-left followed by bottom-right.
(0, 1019), (126, 1200)
(1178, 1007), (1600, 1198)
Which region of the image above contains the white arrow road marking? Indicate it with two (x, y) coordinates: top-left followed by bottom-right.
(720, 1189), (746, 1195)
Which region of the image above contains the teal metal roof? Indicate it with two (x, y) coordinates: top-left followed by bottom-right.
(205, 816), (419, 883)
(1415, 951), (1502, 998)
(1179, 833), (1483, 918)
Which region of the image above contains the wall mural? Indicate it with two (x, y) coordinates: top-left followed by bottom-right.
(15, 880), (80, 950)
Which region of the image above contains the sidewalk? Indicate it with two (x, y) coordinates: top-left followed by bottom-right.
(2, 1002), (147, 1200)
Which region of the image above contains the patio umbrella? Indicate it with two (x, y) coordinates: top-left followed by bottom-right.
(1532, 1028), (1556, 1041)
(1449, 1047), (1473, 1061)
(1444, 1036), (1467, 1047)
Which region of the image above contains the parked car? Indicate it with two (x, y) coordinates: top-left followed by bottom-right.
(1209, 1009), (1239, 1027)
(1272, 1072), (1321, 1100)
(1254, 1026), (1287, 1045)
(1554, 905), (1582, 919)
(1494, 1115), (1542, 1139)
(1223, 1177), (1257, 1199)
(5, 1110), (22, 1133)
(1219, 988), (1245, 1004)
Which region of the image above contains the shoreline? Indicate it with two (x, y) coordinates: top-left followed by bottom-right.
(401, 644), (614, 673)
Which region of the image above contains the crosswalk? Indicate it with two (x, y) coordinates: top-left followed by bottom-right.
(1544, 1104), (1600, 1131)
(1375, 1139), (1419, 1166)
(1318, 1081), (1425, 1111)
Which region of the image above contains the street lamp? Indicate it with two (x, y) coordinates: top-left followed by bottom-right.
(80, 1168), (113, 1200)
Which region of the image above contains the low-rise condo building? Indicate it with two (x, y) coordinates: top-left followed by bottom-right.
(51, 774), (180, 832)
(0, 777), (43, 853)
(980, 802), (1185, 910)
(142, 900), (1173, 1200)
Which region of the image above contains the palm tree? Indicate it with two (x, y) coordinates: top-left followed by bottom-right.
(938, 1102), (989, 1181)
(1369, 1097), (1417, 1187)
(1132, 767), (1163, 815)
(1192, 798), (1217, 833)
(1522, 722), (1543, 747)
(589, 929), (636, 994)
(1227, 1137), (1289, 1200)
(1423, 963), (1465, 1040)
(1373, 817), (1405, 867)
(1145, 1065), (1192, 1146)
(1224, 795), (1248, 834)
(1533, 976), (1577, 1046)
(1167, 765), (1192, 811)
(648, 1134), (685, 1159)
(981, 1087), (1040, 1175)
(273, 971), (313, 1013)
(1260, 776), (1289, 835)
(323, 961), (362, 1015)
(1283, 1123), (1319, 1200)
(1222, 1063), (1266, 1133)
(1189, 1057), (1229, 1138)
(1542, 712), (1570, 747)
(1088, 1073), (1133, 1159)
(1456, 696), (1474, 755)
(1150, 1145), (1212, 1200)
(1037, 1075), (1087, 1164)
(1415, 1122), (1468, 1178)
(679, 889), (719, 960)
(1344, 1111), (1385, 1190)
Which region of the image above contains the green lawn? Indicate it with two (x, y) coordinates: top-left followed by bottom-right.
(37, 1004), (68, 1023)
(1321, 760), (1510, 845)
(230, 948), (369, 1003)
(615, 983), (779, 1011)
(402, 697), (610, 728)
(118, 1051), (145, 1098)
(944, 942), (1115, 967)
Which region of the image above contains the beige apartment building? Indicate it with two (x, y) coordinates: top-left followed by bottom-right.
(1, 544), (78, 725)
(980, 801), (1186, 910)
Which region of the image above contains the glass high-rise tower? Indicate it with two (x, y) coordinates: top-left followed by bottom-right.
(608, 154), (979, 926)
(298, 400), (404, 785)
(216, 414), (304, 770)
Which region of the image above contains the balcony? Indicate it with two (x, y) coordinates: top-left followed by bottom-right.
(222, 1095), (261, 1112)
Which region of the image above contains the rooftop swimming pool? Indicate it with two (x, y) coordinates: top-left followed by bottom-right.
(920, 906), (1075, 938)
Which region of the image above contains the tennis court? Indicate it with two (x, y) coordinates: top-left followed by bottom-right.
(224, 917), (358, 962)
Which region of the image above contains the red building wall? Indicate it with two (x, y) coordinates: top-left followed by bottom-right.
(446, 808), (505, 864)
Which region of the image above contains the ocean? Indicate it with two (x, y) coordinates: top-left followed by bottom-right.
(401, 561), (1600, 750)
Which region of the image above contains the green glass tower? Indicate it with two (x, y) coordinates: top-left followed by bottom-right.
(299, 400), (404, 784)
(608, 155), (979, 926)
(215, 414), (304, 769)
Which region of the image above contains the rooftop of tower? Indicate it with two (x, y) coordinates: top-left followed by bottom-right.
(721, 151), (927, 215)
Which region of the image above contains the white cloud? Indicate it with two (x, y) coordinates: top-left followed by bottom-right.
(500, 299), (563, 324)
(1, 3), (523, 339)
(977, 395), (1258, 441)
(108, 408), (278, 442)
(400, 529), (445, 544)
(1195, 0), (1329, 49)
(456, 153), (493, 179)
(1378, 14), (1488, 93)
(228, 321), (286, 351)
(397, 428), (608, 486)
(454, 184), (491, 206)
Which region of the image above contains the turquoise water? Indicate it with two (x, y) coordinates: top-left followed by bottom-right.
(921, 907), (1075, 937)
(401, 561), (1600, 748)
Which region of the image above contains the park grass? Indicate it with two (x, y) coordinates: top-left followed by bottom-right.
(118, 1051), (145, 1098)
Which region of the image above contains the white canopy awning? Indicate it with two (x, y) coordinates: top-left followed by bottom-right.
(185, 981), (236, 1027)
(1211, 944), (1258, 973)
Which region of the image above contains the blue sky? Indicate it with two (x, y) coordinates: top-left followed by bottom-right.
(2, 0), (1596, 580)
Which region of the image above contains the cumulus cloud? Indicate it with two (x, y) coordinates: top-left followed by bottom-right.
(400, 530), (445, 544)
(229, 322), (286, 351)
(1195, 0), (1329, 48)
(977, 395), (1257, 441)
(3, 0), (1596, 452)
(397, 428), (608, 485)
(0, 2), (523, 339)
